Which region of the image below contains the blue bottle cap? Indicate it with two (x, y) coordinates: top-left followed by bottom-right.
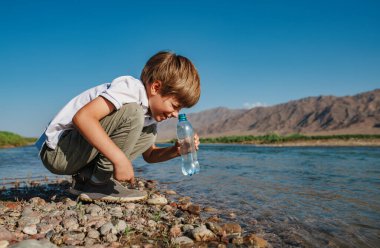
(178, 113), (187, 121)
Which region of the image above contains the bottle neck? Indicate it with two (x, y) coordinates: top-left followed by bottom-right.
(178, 113), (187, 122)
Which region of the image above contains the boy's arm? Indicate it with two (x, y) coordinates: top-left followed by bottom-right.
(142, 144), (180, 163)
(72, 96), (135, 183)
(142, 134), (200, 163)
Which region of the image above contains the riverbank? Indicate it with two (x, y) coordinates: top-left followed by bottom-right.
(0, 177), (269, 248)
(196, 134), (380, 147)
(257, 138), (380, 147)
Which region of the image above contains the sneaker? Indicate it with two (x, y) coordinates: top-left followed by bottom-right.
(68, 174), (86, 196)
(79, 178), (147, 203)
(68, 164), (94, 196)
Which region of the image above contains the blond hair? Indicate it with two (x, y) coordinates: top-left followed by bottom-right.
(140, 51), (200, 108)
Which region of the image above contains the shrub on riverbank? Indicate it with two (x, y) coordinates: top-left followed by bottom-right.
(0, 131), (36, 148)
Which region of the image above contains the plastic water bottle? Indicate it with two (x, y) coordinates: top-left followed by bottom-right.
(177, 113), (200, 176)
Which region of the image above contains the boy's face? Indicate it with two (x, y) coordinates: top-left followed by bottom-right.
(148, 81), (181, 122)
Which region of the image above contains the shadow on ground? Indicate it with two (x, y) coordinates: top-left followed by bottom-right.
(0, 181), (74, 202)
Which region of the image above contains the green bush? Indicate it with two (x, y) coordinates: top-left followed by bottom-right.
(0, 131), (37, 147)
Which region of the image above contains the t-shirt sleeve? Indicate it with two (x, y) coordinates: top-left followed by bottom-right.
(100, 76), (140, 110)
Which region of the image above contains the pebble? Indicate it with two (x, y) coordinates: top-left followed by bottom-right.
(232, 236), (244, 245)
(86, 215), (106, 228)
(22, 224), (37, 235)
(18, 212), (41, 227)
(221, 223), (242, 237)
(227, 212), (237, 219)
(207, 215), (221, 222)
(62, 217), (79, 230)
(29, 197), (46, 206)
(87, 229), (100, 239)
(62, 231), (85, 246)
(147, 220), (157, 228)
(100, 222), (116, 235)
(1, 177), (269, 247)
(114, 220), (127, 233)
(9, 239), (58, 248)
(172, 236), (194, 245)
(188, 204), (201, 215)
(9, 212), (21, 218)
(178, 196), (191, 203)
(162, 205), (173, 212)
(243, 233), (269, 247)
(62, 198), (77, 207)
(206, 222), (224, 236)
(125, 203), (136, 210)
(182, 224), (195, 233)
(84, 237), (97, 246)
(0, 241), (9, 248)
(147, 196), (168, 205)
(169, 225), (182, 237)
(85, 204), (103, 216)
(203, 206), (218, 213)
(109, 206), (123, 218)
(165, 190), (177, 195)
(0, 226), (14, 241)
(192, 225), (218, 242)
(105, 233), (118, 243)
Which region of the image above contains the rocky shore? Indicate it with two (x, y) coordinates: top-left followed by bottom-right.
(0, 178), (269, 248)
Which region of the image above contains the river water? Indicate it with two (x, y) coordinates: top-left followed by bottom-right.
(1, 144), (379, 247)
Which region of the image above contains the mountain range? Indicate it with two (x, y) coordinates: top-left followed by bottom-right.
(156, 89), (380, 141)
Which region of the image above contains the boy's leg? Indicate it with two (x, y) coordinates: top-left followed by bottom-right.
(79, 123), (156, 202)
(40, 130), (97, 176)
(41, 102), (144, 179)
(91, 102), (145, 182)
(41, 102), (149, 202)
(129, 124), (157, 161)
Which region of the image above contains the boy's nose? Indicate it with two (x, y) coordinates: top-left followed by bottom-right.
(172, 111), (179, 118)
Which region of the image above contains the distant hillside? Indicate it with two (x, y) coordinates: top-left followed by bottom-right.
(157, 89), (380, 141)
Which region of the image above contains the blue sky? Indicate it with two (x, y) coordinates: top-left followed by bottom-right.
(1, 0), (379, 137)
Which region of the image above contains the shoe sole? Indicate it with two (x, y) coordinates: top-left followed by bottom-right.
(78, 193), (148, 203)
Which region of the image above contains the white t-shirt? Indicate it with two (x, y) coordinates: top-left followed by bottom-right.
(35, 76), (156, 151)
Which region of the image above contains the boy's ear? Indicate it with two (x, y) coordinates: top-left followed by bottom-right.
(151, 80), (162, 95)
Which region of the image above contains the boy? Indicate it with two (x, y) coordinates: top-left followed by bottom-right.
(35, 51), (201, 203)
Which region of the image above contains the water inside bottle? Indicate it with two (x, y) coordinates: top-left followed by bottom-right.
(181, 151), (200, 176)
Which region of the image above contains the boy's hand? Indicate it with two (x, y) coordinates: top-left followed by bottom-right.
(175, 133), (200, 156)
(113, 158), (135, 185)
